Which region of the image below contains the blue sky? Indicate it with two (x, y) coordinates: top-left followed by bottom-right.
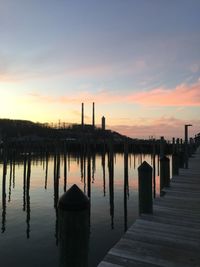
(0, 0), (200, 138)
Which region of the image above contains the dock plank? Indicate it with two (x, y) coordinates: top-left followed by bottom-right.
(98, 148), (200, 267)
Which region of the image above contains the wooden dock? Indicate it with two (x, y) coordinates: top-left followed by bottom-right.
(98, 148), (200, 267)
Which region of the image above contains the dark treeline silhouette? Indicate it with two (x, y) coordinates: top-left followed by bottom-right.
(0, 119), (198, 157)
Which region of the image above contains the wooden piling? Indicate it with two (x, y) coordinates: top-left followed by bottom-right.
(58, 184), (90, 267)
(138, 161), (153, 214)
(172, 152), (179, 176)
(160, 156), (170, 194)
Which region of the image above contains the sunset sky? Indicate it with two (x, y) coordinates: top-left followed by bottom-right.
(0, 0), (200, 139)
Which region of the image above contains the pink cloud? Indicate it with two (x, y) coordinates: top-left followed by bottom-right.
(28, 91), (122, 104)
(127, 82), (200, 106)
(110, 117), (199, 139)
(29, 80), (200, 107)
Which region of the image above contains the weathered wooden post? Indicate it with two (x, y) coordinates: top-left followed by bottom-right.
(160, 156), (170, 194)
(172, 152), (179, 176)
(172, 141), (180, 175)
(184, 124), (192, 169)
(138, 161), (153, 214)
(58, 184), (90, 267)
(152, 139), (156, 198)
(172, 138), (179, 176)
(179, 138), (185, 168)
(160, 136), (165, 158)
(172, 137), (175, 154)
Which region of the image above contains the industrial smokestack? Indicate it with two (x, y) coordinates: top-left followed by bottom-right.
(92, 102), (95, 128)
(102, 116), (105, 130)
(81, 103), (84, 127)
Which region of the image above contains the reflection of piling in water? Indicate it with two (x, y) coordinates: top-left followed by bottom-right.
(87, 145), (91, 199)
(92, 151), (95, 183)
(2, 156), (7, 233)
(83, 146), (86, 194)
(8, 159), (12, 202)
(53, 148), (60, 245)
(12, 151), (16, 189)
(54, 152), (60, 208)
(57, 153), (60, 180)
(124, 140), (129, 196)
(124, 141), (129, 232)
(138, 161), (153, 214)
(26, 152), (31, 239)
(45, 152), (49, 190)
(58, 185), (90, 267)
(108, 140), (114, 229)
(63, 153), (67, 192)
(23, 154), (27, 211)
(68, 152), (71, 172)
(80, 152), (84, 182)
(101, 150), (106, 196)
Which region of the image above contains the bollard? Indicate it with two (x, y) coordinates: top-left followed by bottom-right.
(138, 161), (153, 214)
(172, 152), (179, 176)
(160, 156), (170, 194)
(58, 184), (90, 267)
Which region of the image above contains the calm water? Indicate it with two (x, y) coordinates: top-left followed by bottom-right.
(0, 152), (161, 266)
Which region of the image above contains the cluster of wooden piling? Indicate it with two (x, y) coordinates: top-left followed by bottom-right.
(98, 140), (200, 267)
(1, 135), (199, 266)
(138, 136), (198, 215)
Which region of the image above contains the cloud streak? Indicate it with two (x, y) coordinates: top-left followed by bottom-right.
(110, 117), (200, 139)
(29, 80), (200, 107)
(128, 81), (200, 106)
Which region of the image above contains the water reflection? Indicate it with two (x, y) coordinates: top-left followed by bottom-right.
(26, 153), (31, 238)
(124, 141), (129, 232)
(108, 141), (114, 229)
(2, 156), (7, 233)
(0, 148), (161, 267)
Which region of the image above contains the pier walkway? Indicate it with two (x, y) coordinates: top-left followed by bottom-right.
(98, 148), (200, 267)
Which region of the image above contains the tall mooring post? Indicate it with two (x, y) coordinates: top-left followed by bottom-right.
(92, 102), (95, 128)
(172, 138), (179, 176)
(81, 103), (84, 127)
(58, 184), (90, 267)
(184, 124), (192, 169)
(138, 161), (153, 214)
(160, 156), (170, 195)
(179, 138), (185, 168)
(160, 136), (165, 158)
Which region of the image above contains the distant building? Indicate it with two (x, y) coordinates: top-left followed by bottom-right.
(102, 116), (105, 130)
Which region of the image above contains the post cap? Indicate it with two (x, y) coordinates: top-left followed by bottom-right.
(58, 184), (90, 211)
(138, 161), (152, 172)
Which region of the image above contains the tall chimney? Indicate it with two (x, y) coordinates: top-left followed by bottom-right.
(102, 116), (105, 130)
(92, 102), (95, 128)
(81, 103), (84, 127)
